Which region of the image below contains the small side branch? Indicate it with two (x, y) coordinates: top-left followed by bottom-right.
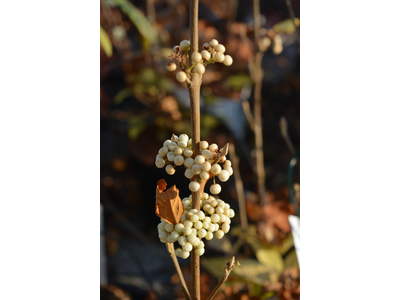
(206, 257), (236, 300)
(166, 243), (192, 300)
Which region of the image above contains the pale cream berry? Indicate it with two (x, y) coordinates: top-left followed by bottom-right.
(202, 150), (212, 160)
(197, 211), (205, 220)
(176, 71), (187, 82)
(175, 223), (184, 233)
(214, 52), (225, 63)
(207, 207), (215, 215)
(201, 161), (211, 172)
(211, 164), (222, 175)
(203, 43), (210, 50)
(210, 183), (221, 194)
(191, 228), (197, 236)
(218, 170), (230, 182)
(163, 140), (172, 147)
(166, 62), (177, 71)
(198, 228), (207, 238)
(159, 146), (169, 156)
(190, 214), (200, 223)
(187, 233), (197, 244)
(209, 144), (218, 152)
(180, 213), (187, 223)
(204, 216), (211, 224)
(200, 141), (209, 149)
(184, 148), (193, 158)
(174, 155), (184, 165)
(193, 63), (205, 74)
(185, 169), (194, 179)
(223, 160), (231, 168)
(189, 181), (200, 192)
(178, 141), (187, 148)
(183, 227), (192, 235)
(215, 206), (224, 215)
(166, 235), (175, 243)
(229, 209), (235, 218)
(211, 214), (220, 223)
(205, 231), (213, 240)
(158, 230), (167, 240)
(224, 203), (230, 209)
(203, 204), (211, 211)
(155, 158), (165, 168)
(182, 243), (193, 252)
(173, 45), (181, 53)
(219, 214), (227, 223)
(165, 223), (174, 232)
(180, 40), (190, 51)
(208, 223), (216, 232)
(225, 166), (233, 176)
(167, 151), (175, 161)
(175, 248), (183, 257)
(181, 251), (190, 259)
(209, 39), (218, 47)
(184, 158), (194, 168)
(220, 156), (226, 163)
(192, 164), (201, 175)
(195, 155), (205, 165)
(184, 220), (193, 228)
(222, 223), (230, 233)
(187, 139), (192, 147)
(174, 147), (183, 155)
(166, 165), (175, 175)
(194, 221), (203, 230)
(202, 221), (209, 229)
(170, 231), (180, 240)
(215, 230), (224, 239)
(168, 142), (177, 151)
(223, 55), (233, 66)
(195, 248), (205, 256)
(215, 44), (226, 53)
(191, 52), (202, 62)
(210, 200), (218, 207)
(200, 171), (210, 181)
(190, 209), (198, 214)
(201, 50), (211, 61)
(179, 134), (189, 142)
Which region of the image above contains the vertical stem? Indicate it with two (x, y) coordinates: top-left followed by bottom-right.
(189, 0), (201, 299)
(252, 0), (267, 205)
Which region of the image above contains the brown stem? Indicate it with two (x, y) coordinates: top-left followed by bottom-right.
(189, 0), (201, 299)
(252, 0), (267, 206)
(206, 257), (236, 300)
(166, 243), (192, 300)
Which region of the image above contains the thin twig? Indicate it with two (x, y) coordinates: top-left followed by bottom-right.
(206, 257), (236, 300)
(188, 0), (201, 299)
(279, 116), (296, 156)
(285, 0), (300, 42)
(166, 243), (192, 300)
(242, 100), (255, 132)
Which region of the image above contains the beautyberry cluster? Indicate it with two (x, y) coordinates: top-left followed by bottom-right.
(155, 134), (233, 196)
(157, 194), (235, 259)
(166, 39), (233, 83)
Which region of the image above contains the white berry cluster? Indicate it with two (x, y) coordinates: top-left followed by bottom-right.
(155, 134), (233, 196)
(166, 39), (233, 83)
(157, 194), (235, 259)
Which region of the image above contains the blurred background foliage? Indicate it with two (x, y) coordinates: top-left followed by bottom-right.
(100, 0), (300, 299)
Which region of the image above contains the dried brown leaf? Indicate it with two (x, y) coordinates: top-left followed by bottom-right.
(211, 143), (229, 165)
(155, 179), (184, 224)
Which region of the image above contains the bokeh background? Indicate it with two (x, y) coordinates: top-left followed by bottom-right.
(100, 0), (300, 299)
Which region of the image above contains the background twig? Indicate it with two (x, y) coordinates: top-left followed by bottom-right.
(206, 257), (236, 300)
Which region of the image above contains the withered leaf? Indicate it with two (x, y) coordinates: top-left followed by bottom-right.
(211, 143), (229, 165)
(155, 179), (184, 224)
(171, 133), (179, 143)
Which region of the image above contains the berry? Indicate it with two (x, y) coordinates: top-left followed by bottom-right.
(210, 200), (218, 208)
(225, 166), (233, 176)
(190, 209), (198, 214)
(207, 207), (215, 215)
(185, 169), (194, 179)
(179, 134), (189, 142)
(165, 223), (174, 232)
(211, 164), (222, 175)
(167, 151), (175, 161)
(184, 220), (193, 228)
(229, 209), (235, 218)
(215, 206), (224, 215)
(193, 63), (205, 74)
(195, 248), (205, 256)
(194, 221), (203, 229)
(180, 40), (190, 51)
(210, 214), (220, 223)
(202, 150), (212, 160)
(176, 71), (187, 82)
(191, 52), (202, 62)
(175, 223), (184, 233)
(170, 231), (180, 240)
(219, 214), (227, 223)
(215, 230), (224, 239)
(195, 155), (205, 165)
(175, 248), (182, 257)
(198, 228), (207, 237)
(209, 39), (218, 47)
(210, 183), (221, 194)
(218, 170), (230, 182)
(159, 146), (169, 156)
(166, 165), (175, 175)
(168, 142), (177, 151)
(202, 221), (209, 229)
(224, 160), (232, 168)
(174, 155), (184, 165)
(190, 214), (200, 223)
(181, 251), (190, 259)
(203, 43), (210, 50)
(209, 144), (218, 152)
(192, 164), (201, 175)
(155, 158), (165, 168)
(184, 158), (194, 168)
(222, 223), (230, 233)
(158, 230), (167, 240)
(189, 181), (200, 192)
(200, 171), (210, 181)
(205, 231), (213, 240)
(174, 147), (183, 155)
(163, 140), (171, 147)
(197, 211), (205, 220)
(214, 52), (225, 63)
(178, 141), (187, 148)
(223, 55), (233, 66)
(173, 45), (181, 53)
(215, 44), (226, 53)
(200, 141), (209, 149)
(182, 243), (193, 252)
(184, 149), (193, 158)
(166, 62), (177, 71)
(187, 233), (197, 244)
(183, 227), (192, 235)
(201, 50), (211, 61)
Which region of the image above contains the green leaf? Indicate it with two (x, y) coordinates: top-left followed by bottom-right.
(226, 74), (253, 91)
(255, 248), (285, 272)
(113, 0), (158, 44)
(114, 88), (132, 104)
(100, 26), (113, 57)
(273, 18), (300, 34)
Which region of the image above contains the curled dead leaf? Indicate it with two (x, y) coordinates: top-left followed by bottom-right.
(155, 179), (184, 224)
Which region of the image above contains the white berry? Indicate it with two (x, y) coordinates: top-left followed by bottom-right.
(195, 155), (205, 165)
(193, 63), (205, 74)
(200, 141), (209, 149)
(203, 43), (210, 49)
(209, 144), (218, 152)
(166, 165), (175, 175)
(200, 171), (210, 181)
(179, 134), (189, 142)
(192, 164), (201, 175)
(184, 148), (193, 158)
(225, 166), (233, 176)
(173, 45), (180, 52)
(198, 228), (207, 238)
(201, 150), (212, 160)
(210, 183), (221, 194)
(190, 214), (200, 223)
(181, 251), (190, 259)
(215, 44), (226, 53)
(180, 40), (190, 51)
(184, 157), (194, 168)
(191, 52), (202, 62)
(176, 71), (187, 82)
(165, 223), (174, 232)
(155, 158), (165, 168)
(183, 227), (192, 235)
(215, 230), (224, 239)
(178, 141), (187, 148)
(223, 55), (233, 66)
(201, 50), (211, 61)
(214, 52), (225, 63)
(218, 170), (230, 182)
(211, 164), (222, 175)
(174, 147), (183, 155)
(175, 223), (184, 233)
(211, 214), (220, 223)
(182, 243), (193, 252)
(209, 39), (218, 47)
(163, 140), (172, 147)
(175, 248), (182, 257)
(174, 155), (184, 165)
(194, 221), (203, 229)
(195, 248), (205, 256)
(166, 62), (177, 71)
(159, 146), (169, 156)
(158, 230), (167, 240)
(205, 231), (213, 240)
(167, 151), (175, 161)
(185, 169), (194, 179)
(189, 181), (200, 192)
(222, 223), (230, 233)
